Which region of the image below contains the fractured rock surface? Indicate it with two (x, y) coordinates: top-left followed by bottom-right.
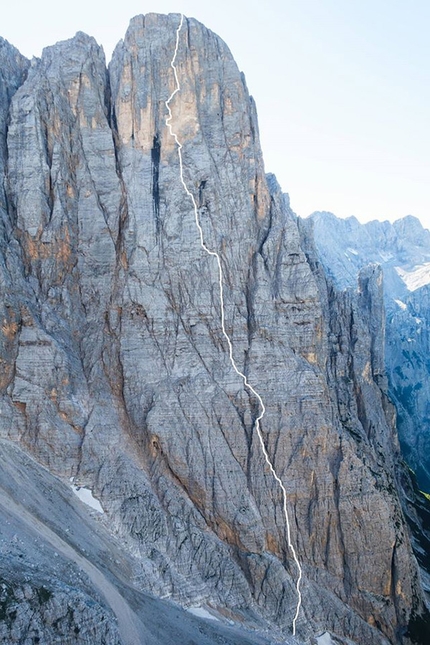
(305, 211), (430, 495)
(0, 14), (429, 645)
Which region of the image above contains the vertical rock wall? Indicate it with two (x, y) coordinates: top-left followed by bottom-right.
(0, 14), (427, 644)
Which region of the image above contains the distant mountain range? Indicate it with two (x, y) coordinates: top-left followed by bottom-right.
(304, 212), (430, 489)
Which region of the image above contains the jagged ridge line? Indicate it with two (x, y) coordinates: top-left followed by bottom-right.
(165, 13), (303, 635)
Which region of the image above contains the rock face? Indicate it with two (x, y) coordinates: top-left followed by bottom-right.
(0, 14), (429, 645)
(305, 212), (430, 490)
(386, 284), (430, 489)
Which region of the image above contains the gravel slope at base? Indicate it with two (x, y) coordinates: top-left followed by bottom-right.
(0, 439), (288, 644)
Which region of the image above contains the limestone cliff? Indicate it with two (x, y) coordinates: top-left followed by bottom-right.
(0, 14), (428, 645)
(305, 211), (430, 492)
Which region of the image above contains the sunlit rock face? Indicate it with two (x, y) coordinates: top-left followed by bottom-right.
(0, 15), (428, 645)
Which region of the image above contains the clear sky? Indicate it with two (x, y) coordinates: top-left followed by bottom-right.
(2, 0), (429, 228)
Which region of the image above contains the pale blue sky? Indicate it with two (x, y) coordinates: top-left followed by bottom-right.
(2, 0), (429, 228)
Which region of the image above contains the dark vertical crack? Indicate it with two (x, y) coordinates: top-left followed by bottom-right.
(151, 134), (161, 237)
(256, 193), (274, 271)
(105, 63), (129, 269)
(329, 440), (354, 597)
(198, 179), (207, 207)
(1, 54), (30, 233)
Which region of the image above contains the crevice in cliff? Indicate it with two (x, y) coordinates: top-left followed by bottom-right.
(256, 193), (273, 268)
(198, 179), (207, 207)
(330, 440), (354, 598)
(245, 260), (257, 349)
(105, 67), (130, 272)
(353, 380), (370, 439)
(249, 102), (257, 145)
(151, 134), (161, 237)
(399, 462), (430, 581)
(1, 63), (30, 234)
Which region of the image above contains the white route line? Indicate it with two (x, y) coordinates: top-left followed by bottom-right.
(164, 13), (303, 636)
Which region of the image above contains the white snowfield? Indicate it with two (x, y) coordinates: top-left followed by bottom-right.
(71, 484), (104, 514)
(188, 607), (220, 621)
(395, 262), (430, 291)
(316, 632), (336, 645)
(379, 251), (394, 262)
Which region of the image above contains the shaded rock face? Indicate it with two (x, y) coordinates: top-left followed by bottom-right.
(0, 14), (428, 645)
(305, 212), (430, 492)
(386, 285), (430, 489)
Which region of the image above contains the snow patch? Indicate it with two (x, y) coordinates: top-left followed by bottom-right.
(187, 607), (219, 622)
(394, 299), (407, 310)
(379, 251), (393, 262)
(71, 485), (104, 513)
(316, 632), (336, 645)
(395, 263), (430, 291)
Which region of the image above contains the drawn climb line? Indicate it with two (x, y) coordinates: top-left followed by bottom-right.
(164, 13), (303, 636)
